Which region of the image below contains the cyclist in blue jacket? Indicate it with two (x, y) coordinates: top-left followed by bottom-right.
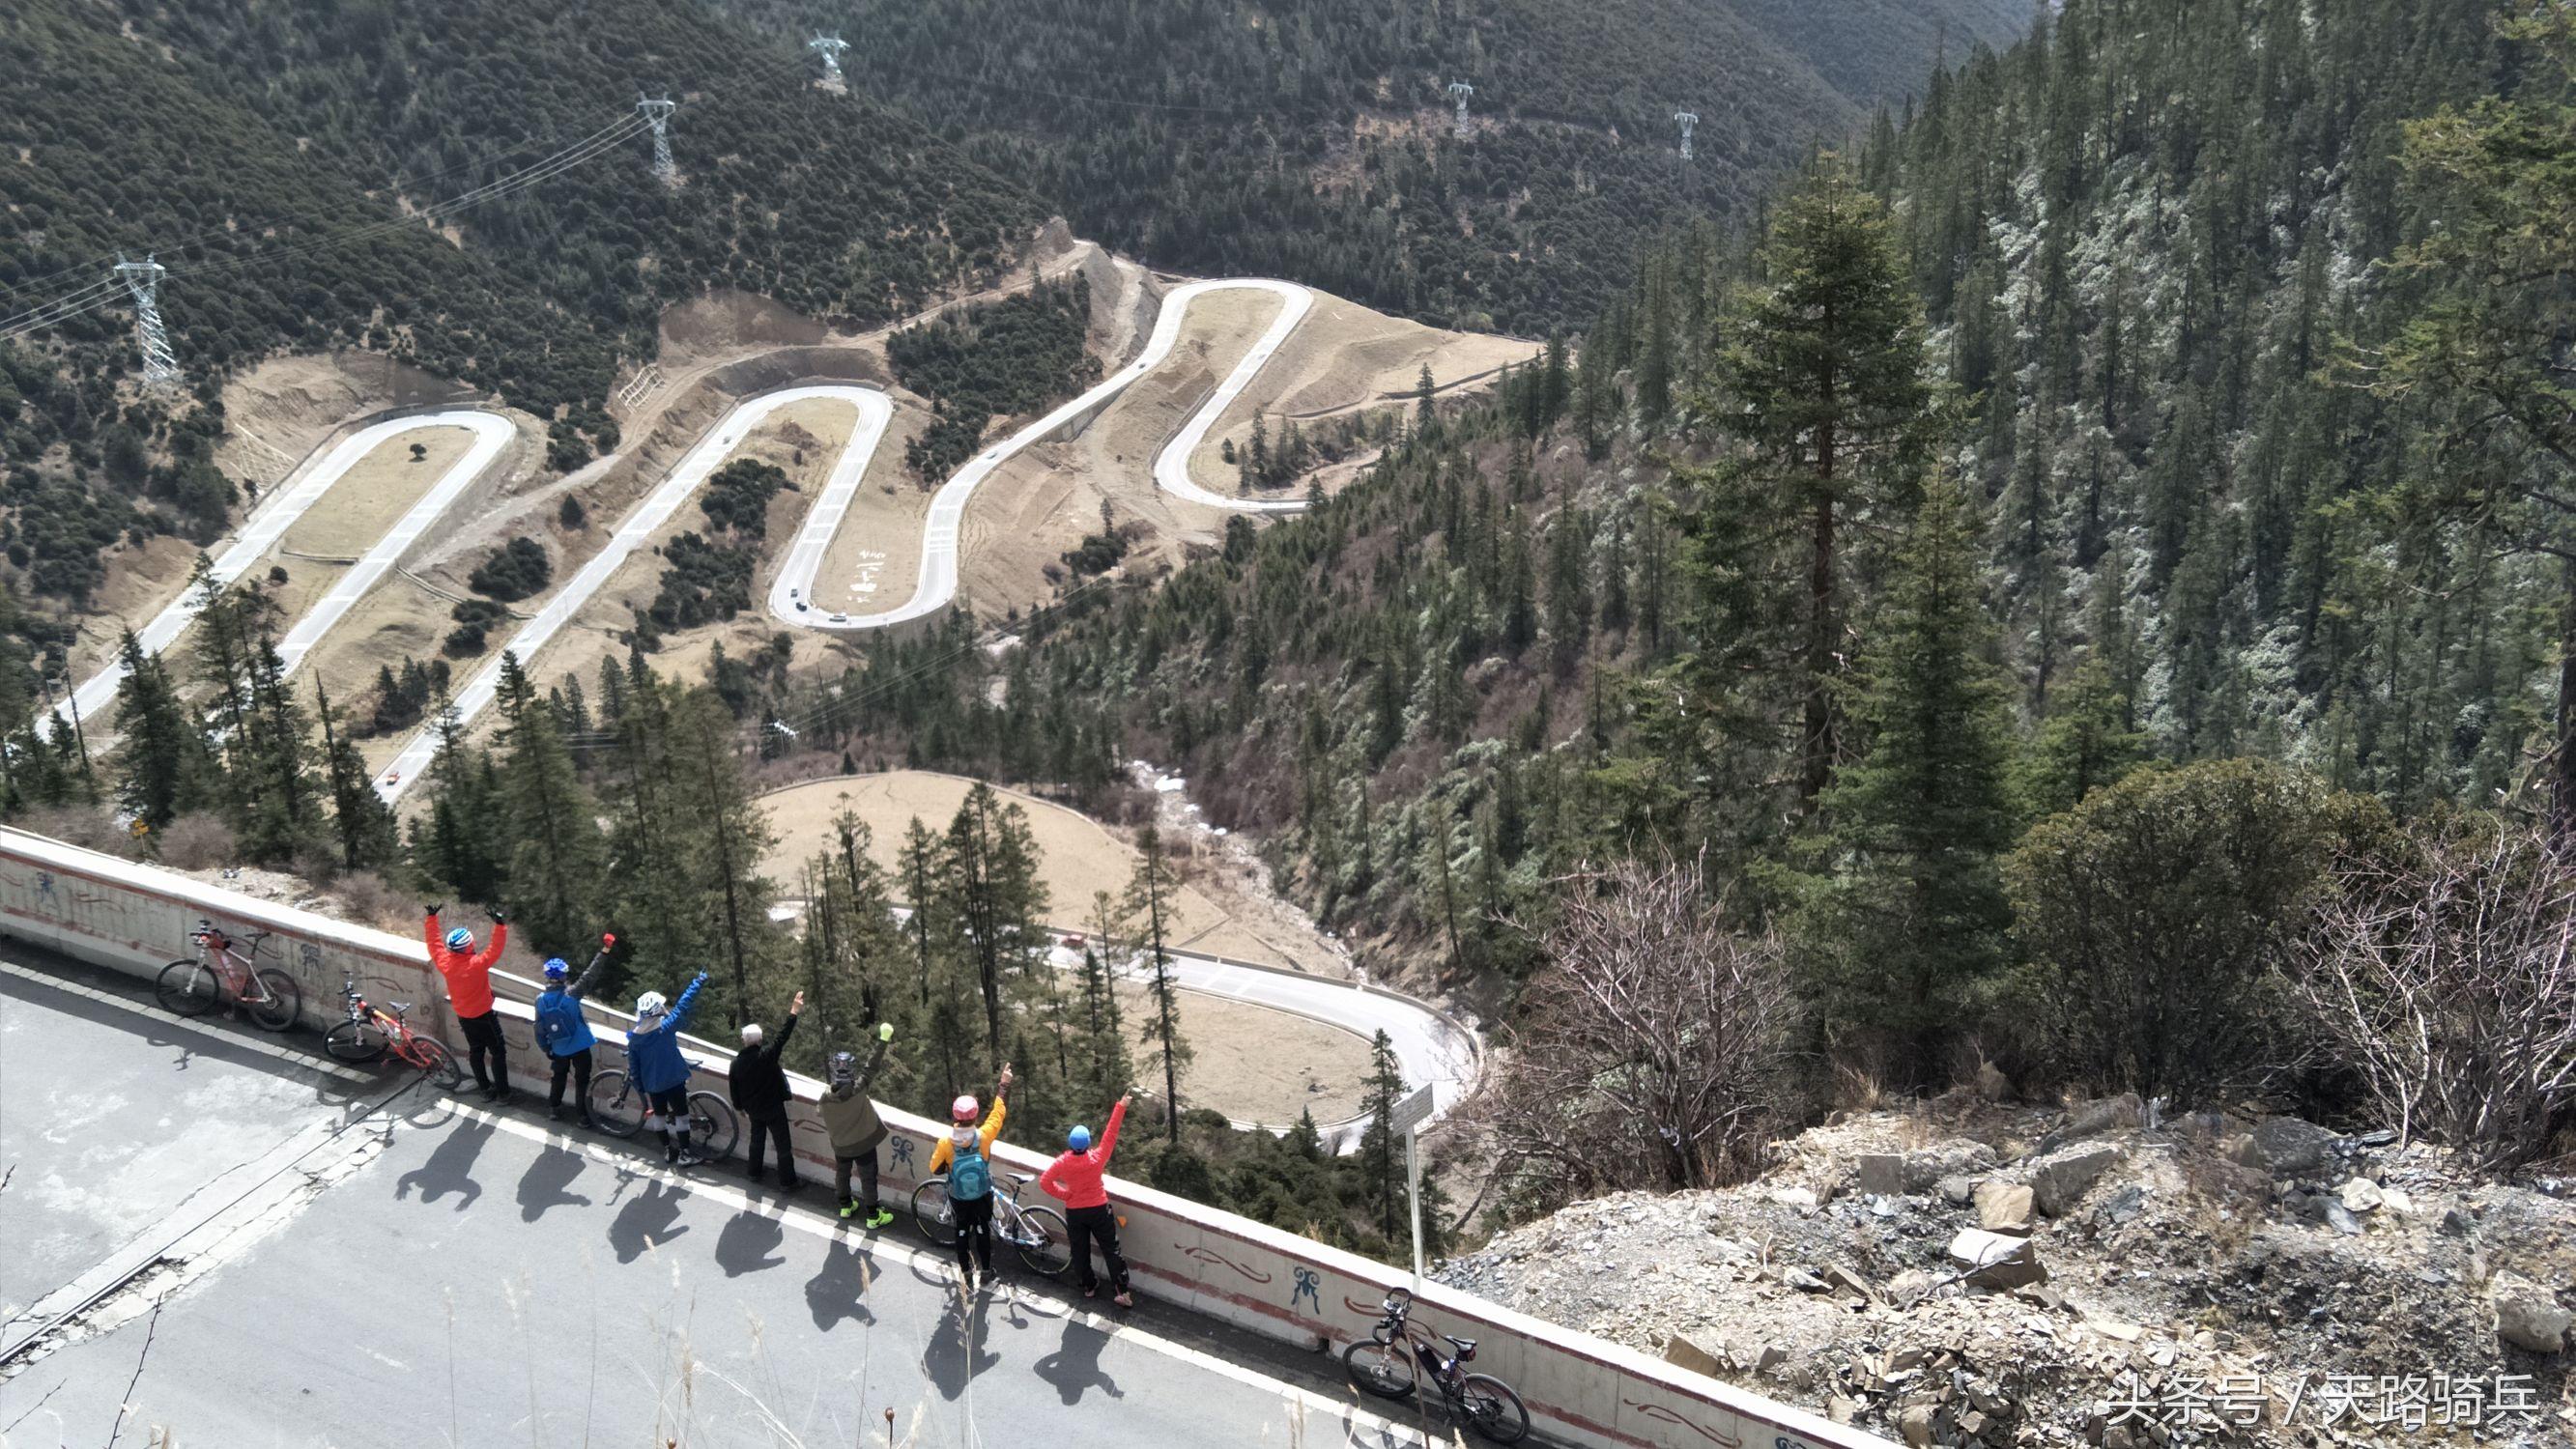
(533, 932), (617, 1128)
(630, 972), (711, 1165)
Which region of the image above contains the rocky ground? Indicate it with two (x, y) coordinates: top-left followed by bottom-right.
(1440, 1095), (2574, 1447)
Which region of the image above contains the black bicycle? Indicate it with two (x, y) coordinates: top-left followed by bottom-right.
(588, 1050), (739, 1160)
(1342, 1287), (1530, 1443)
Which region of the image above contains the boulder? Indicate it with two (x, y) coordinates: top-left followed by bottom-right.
(1897, 1403), (1938, 1447)
(1858, 1153), (1906, 1196)
(1903, 1139), (2001, 1192)
(1936, 1174), (1981, 1207)
(1974, 1179), (2037, 1235)
(2046, 1093), (2143, 1150)
(1975, 1061), (2013, 1101)
(2339, 1177), (2386, 1213)
(2025, 1142), (2124, 1217)
(2232, 1116), (2340, 1177)
(1949, 1227), (2047, 1290)
(2491, 1273), (2572, 1353)
(2095, 1184), (2148, 1226)
(1663, 1331), (1732, 1378)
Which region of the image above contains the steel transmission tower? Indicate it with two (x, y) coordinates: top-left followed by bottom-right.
(112, 254), (180, 389)
(637, 94), (677, 185)
(808, 34), (850, 89)
(1446, 81), (1474, 139)
(1674, 110), (1698, 161)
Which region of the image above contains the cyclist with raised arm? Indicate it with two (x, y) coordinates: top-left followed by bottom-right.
(819, 1022), (899, 1226)
(629, 971), (711, 1166)
(1040, 1088), (1136, 1307)
(533, 932), (616, 1127)
(423, 901), (509, 1102)
(728, 990), (805, 1191)
(929, 1062), (1014, 1294)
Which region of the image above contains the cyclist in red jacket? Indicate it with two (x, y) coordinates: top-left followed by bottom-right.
(424, 902), (510, 1102)
(1039, 1089), (1135, 1306)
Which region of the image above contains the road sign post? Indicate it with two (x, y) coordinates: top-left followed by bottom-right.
(1390, 1084), (1436, 1283)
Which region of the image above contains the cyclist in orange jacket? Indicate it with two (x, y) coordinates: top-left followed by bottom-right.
(424, 902), (509, 1102)
(1040, 1089), (1136, 1306)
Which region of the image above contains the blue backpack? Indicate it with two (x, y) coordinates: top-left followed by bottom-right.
(950, 1144), (991, 1202)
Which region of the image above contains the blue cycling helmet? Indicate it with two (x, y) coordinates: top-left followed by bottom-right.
(444, 926), (474, 952)
(1068, 1125), (1092, 1151)
(542, 957), (569, 980)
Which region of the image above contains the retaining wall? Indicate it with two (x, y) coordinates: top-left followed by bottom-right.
(0, 826), (1884, 1449)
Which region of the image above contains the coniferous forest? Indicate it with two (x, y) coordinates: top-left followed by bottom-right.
(3, 0), (2573, 1246)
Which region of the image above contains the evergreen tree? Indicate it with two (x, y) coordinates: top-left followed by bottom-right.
(1352, 1030), (1408, 1240)
(1715, 156), (1933, 806)
(2015, 658), (2148, 819)
(494, 650), (609, 960)
(1795, 478), (2016, 1082)
(315, 680), (397, 872)
(110, 629), (208, 831)
(1121, 824), (1191, 1140)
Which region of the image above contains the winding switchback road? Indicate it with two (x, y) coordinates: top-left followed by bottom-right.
(63, 410), (514, 730)
(767, 278), (1313, 630)
(376, 384), (890, 799)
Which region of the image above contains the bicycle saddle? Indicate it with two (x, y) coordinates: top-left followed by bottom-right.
(1004, 1173), (1032, 1189)
(386, 1001), (412, 1016)
(1445, 1335), (1478, 1354)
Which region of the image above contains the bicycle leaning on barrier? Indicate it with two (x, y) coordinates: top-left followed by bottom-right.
(1342, 1286), (1531, 1444)
(323, 975), (464, 1090)
(156, 920), (301, 1030)
(911, 1169), (1074, 1279)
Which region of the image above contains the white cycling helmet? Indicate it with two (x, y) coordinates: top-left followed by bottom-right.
(635, 991), (668, 1017)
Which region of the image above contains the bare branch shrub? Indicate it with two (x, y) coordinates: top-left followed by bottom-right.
(2294, 825), (2576, 1172)
(1472, 856), (1795, 1211)
(154, 812), (239, 871)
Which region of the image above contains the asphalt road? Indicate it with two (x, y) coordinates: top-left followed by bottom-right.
(0, 951), (1454, 1449)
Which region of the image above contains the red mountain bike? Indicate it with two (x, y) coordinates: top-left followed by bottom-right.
(323, 976), (464, 1090)
(156, 921), (302, 1031)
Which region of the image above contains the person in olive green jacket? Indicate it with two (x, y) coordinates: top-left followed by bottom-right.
(818, 1022), (898, 1227)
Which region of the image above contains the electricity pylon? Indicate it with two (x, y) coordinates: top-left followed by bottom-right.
(808, 34), (849, 89)
(112, 254), (180, 389)
(1446, 81), (1474, 139)
(637, 94), (677, 185)
(1674, 110), (1698, 161)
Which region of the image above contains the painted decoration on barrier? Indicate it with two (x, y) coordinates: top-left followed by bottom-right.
(1175, 1242), (1273, 1284)
(1627, 1400), (1747, 1446)
(1290, 1265), (1321, 1314)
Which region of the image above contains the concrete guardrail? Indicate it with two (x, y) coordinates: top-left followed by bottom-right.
(0, 826), (1886, 1449)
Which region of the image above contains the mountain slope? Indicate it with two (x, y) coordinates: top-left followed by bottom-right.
(722, 0), (2029, 335)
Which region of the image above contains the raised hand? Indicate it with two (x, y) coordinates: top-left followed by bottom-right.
(877, 1022), (895, 1042)
(427, 901), (444, 917)
(790, 989), (806, 1015)
(486, 905), (506, 924)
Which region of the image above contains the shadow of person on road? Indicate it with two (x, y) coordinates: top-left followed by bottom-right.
(516, 1141), (593, 1222)
(803, 1227), (878, 1331)
(1033, 1319), (1123, 1406)
(922, 1292), (999, 1401)
(608, 1174), (691, 1264)
(393, 1115), (491, 1210)
(714, 1205), (787, 1277)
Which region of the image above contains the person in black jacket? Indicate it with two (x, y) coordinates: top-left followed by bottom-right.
(729, 990), (803, 1190)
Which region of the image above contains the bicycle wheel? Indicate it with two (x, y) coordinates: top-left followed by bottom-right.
(156, 960), (219, 1017)
(911, 1178), (958, 1245)
(1455, 1374), (1530, 1444)
(686, 1093), (737, 1160)
(1343, 1340), (1417, 1401)
(324, 1018), (388, 1063)
(588, 1070), (644, 1137)
(246, 970), (301, 1031)
(1014, 1204), (1073, 1278)
(406, 1037), (464, 1091)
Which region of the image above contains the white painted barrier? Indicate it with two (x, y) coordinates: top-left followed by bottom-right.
(0, 827), (1886, 1449)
